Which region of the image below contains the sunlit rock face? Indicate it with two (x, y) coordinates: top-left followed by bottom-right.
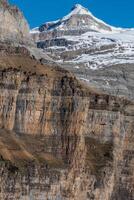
(0, 0), (31, 44)
(0, 45), (133, 200)
(0, 1), (133, 200)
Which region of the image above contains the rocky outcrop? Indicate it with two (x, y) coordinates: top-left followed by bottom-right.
(0, 46), (133, 199)
(0, 0), (31, 44)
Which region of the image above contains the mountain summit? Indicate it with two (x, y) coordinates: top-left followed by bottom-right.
(32, 4), (114, 34)
(63, 4), (92, 17)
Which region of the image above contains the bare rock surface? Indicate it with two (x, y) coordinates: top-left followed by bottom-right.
(0, 2), (133, 200)
(0, 46), (133, 199)
(0, 0), (31, 45)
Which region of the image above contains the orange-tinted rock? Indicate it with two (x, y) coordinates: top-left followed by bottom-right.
(0, 47), (133, 199)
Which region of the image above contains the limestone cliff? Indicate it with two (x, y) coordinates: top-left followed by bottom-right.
(0, 45), (133, 200)
(0, 0), (31, 44)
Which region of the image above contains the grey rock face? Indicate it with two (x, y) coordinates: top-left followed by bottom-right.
(60, 62), (134, 100)
(0, 0), (31, 45)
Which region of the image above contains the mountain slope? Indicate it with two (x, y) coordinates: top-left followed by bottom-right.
(31, 3), (122, 43)
(31, 4), (134, 99)
(32, 4), (115, 34)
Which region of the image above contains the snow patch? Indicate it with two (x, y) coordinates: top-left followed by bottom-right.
(30, 27), (39, 34)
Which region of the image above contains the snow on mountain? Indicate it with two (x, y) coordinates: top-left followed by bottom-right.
(31, 4), (118, 34)
(62, 4), (118, 33)
(54, 30), (134, 69)
(62, 4), (91, 19)
(30, 4), (134, 99)
(30, 4), (134, 70)
(30, 27), (40, 34)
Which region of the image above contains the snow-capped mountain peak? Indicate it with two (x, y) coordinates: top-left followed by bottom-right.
(31, 4), (116, 34)
(61, 4), (92, 23)
(30, 4), (134, 100)
(62, 4), (92, 20)
(61, 4), (115, 32)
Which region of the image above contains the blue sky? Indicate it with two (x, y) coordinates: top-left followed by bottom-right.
(9, 0), (134, 29)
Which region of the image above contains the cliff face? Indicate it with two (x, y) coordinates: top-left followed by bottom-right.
(0, 46), (133, 199)
(0, 0), (31, 44)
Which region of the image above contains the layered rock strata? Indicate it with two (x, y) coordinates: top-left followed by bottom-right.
(0, 46), (133, 199)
